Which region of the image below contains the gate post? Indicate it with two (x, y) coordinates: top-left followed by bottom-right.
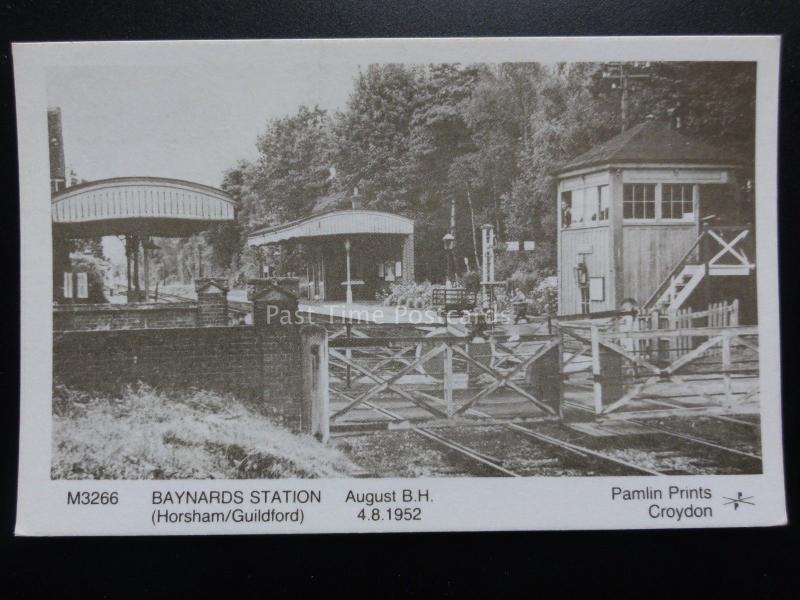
(721, 330), (733, 407)
(443, 342), (454, 417)
(591, 325), (603, 415)
(301, 325), (329, 443)
(556, 330), (565, 420)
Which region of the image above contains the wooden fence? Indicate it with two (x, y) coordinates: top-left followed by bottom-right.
(617, 300), (739, 361)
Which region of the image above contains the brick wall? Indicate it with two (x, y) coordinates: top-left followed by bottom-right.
(53, 324), (305, 430)
(53, 303), (200, 331)
(52, 283), (308, 430)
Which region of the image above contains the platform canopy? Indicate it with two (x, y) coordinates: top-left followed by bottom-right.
(52, 176), (236, 238)
(248, 209), (414, 247)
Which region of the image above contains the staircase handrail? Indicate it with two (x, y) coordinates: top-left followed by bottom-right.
(642, 228), (708, 311)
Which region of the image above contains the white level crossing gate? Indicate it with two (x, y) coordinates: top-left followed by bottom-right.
(299, 317), (759, 440)
(324, 327), (564, 429)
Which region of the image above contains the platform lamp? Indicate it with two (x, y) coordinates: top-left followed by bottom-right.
(442, 232), (455, 287)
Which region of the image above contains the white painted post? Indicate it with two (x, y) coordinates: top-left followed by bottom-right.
(480, 224), (495, 310)
(443, 343), (454, 417)
(721, 331), (732, 407)
(301, 325), (330, 443)
(591, 324), (603, 416)
(344, 237), (353, 305)
(488, 226), (495, 285)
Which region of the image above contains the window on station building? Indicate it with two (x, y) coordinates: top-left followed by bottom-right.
(662, 183), (695, 220)
(623, 184), (656, 219)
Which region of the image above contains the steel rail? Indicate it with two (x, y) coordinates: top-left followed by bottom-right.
(357, 399), (521, 477)
(463, 407), (664, 476)
(563, 400), (761, 461)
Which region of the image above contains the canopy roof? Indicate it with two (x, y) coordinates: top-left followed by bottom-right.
(52, 177), (236, 238)
(556, 119), (738, 175)
(248, 209), (414, 247)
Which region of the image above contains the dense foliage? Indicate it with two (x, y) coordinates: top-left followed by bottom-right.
(166, 62), (756, 289)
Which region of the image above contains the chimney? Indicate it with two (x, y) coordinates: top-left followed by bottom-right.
(351, 187), (362, 210)
(48, 107), (66, 195)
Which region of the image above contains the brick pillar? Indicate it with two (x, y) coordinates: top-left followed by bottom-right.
(248, 279), (300, 327)
(249, 279), (303, 430)
(195, 278), (229, 326)
(402, 233), (415, 283)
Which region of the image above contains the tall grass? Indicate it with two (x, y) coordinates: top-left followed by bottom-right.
(52, 385), (360, 479)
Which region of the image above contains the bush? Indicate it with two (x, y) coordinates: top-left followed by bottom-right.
(508, 270), (539, 295)
(70, 253), (109, 303)
(529, 276), (558, 315)
(499, 272), (558, 316)
(379, 281), (435, 309)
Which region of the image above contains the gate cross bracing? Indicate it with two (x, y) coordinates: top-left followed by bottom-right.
(326, 326), (563, 428)
(302, 314), (759, 435)
(556, 321), (760, 418)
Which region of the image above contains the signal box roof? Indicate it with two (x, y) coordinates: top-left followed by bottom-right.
(556, 119), (738, 175)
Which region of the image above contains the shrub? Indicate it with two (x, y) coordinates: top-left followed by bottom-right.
(69, 253), (109, 303)
(529, 276), (558, 315)
(508, 269), (539, 295)
(379, 281), (434, 309)
(499, 272), (558, 316)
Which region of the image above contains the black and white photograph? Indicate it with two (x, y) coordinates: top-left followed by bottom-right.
(14, 37), (786, 534)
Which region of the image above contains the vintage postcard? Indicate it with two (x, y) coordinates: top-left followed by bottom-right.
(14, 37), (785, 535)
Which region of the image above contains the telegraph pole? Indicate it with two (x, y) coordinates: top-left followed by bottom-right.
(602, 62), (651, 132)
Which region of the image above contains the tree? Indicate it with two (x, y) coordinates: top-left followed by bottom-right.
(332, 64), (422, 213)
(211, 60), (756, 290)
(254, 105), (334, 223)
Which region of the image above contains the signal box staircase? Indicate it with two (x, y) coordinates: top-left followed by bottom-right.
(643, 226), (755, 312)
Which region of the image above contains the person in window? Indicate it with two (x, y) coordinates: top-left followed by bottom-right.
(561, 199), (572, 228)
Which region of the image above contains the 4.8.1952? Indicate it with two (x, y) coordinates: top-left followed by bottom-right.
(357, 507), (422, 522)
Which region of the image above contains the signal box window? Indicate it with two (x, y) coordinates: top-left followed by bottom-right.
(623, 184), (656, 219)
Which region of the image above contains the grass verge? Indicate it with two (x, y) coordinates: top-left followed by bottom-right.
(52, 385), (361, 479)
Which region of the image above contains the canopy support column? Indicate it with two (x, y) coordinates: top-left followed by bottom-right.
(132, 236), (140, 297)
(143, 236), (150, 302)
(345, 237), (353, 304)
(125, 235), (142, 303)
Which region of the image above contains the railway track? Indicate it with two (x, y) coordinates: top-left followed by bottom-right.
(563, 399), (761, 462)
(350, 392), (668, 477)
(340, 383), (762, 477)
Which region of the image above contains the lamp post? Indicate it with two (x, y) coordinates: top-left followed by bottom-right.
(442, 232), (455, 287)
(344, 237), (353, 304)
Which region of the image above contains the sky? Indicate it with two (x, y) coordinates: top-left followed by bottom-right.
(47, 56), (363, 266)
(47, 60), (360, 188)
